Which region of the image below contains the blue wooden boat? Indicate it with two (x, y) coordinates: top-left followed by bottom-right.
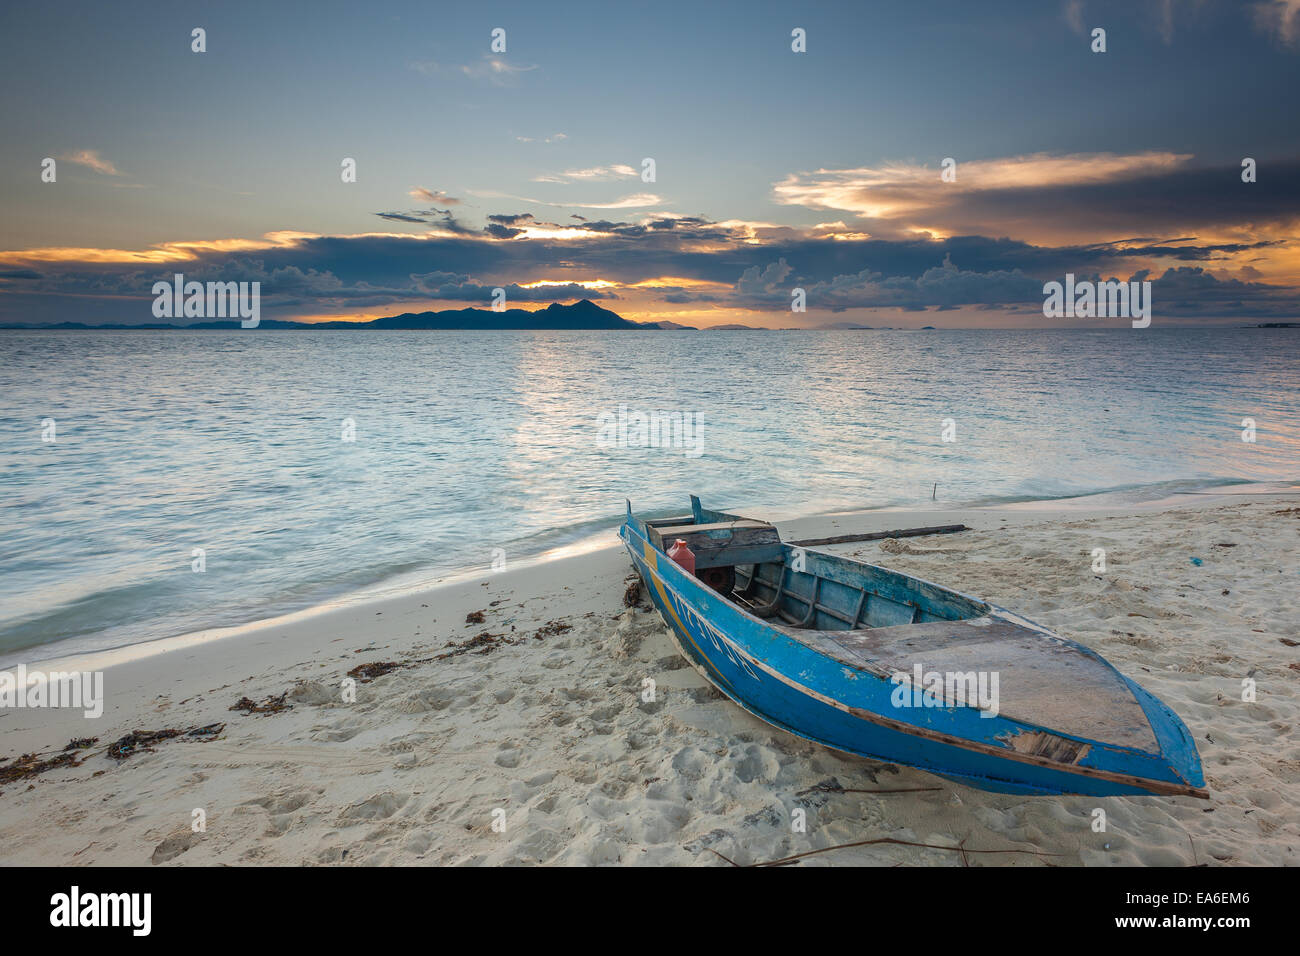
(620, 496), (1207, 799)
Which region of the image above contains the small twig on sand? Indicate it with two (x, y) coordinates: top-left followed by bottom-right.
(788, 524), (967, 548)
(797, 783), (942, 796)
(712, 836), (1063, 867)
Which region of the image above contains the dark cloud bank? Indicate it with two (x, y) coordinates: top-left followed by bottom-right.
(3, 157), (1297, 325)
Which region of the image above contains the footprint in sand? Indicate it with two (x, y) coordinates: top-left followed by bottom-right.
(397, 686), (459, 713)
(339, 791), (408, 821)
(495, 745), (523, 768)
(150, 829), (201, 865)
(289, 681), (337, 706)
(244, 788), (319, 814)
(312, 717), (366, 742)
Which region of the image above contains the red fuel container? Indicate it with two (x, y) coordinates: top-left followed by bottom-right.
(667, 539), (696, 575)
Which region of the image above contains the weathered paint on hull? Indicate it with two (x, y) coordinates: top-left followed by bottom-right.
(621, 517), (1206, 799)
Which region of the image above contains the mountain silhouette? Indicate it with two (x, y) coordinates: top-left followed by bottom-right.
(1, 299), (681, 330)
(361, 299), (648, 330)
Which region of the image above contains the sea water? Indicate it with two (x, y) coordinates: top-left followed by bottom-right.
(1, 327), (1296, 665)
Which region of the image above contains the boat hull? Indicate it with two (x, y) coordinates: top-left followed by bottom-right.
(621, 514), (1206, 799)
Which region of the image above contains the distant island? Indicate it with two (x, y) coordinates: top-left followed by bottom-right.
(0, 299), (939, 331)
(0, 299), (681, 331)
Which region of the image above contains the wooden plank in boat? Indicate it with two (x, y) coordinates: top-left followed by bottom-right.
(644, 515), (695, 528)
(653, 519), (772, 535)
(649, 520), (784, 569)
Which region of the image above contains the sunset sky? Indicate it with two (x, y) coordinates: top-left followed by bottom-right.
(2, 0), (1299, 327)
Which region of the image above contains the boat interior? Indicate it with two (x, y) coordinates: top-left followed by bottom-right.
(644, 501), (989, 633)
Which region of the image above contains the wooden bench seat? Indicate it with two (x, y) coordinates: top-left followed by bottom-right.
(648, 520), (784, 570)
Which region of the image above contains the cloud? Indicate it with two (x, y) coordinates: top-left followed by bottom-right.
(1142, 264), (1300, 315)
(516, 133), (567, 143)
(1156, 0), (1176, 43)
(774, 151), (1192, 220)
(562, 192), (662, 210)
(726, 254), (1043, 312)
(57, 149), (120, 176)
(408, 271), (616, 303)
(408, 187), (460, 205)
(1254, 0), (1300, 45)
(410, 55), (538, 85)
(484, 212), (538, 239)
(1063, 0), (1086, 35)
(4, 190), (1298, 326)
(469, 189), (664, 210)
(735, 259), (794, 297)
(373, 208), (477, 232)
(773, 152), (1300, 245)
(459, 56), (537, 85)
(533, 165), (638, 184)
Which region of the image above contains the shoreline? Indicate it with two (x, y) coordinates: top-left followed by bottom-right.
(13, 478), (1297, 676)
(1, 485), (1297, 865)
(12, 476), (1300, 676)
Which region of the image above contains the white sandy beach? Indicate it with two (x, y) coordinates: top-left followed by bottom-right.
(1, 488), (1297, 866)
